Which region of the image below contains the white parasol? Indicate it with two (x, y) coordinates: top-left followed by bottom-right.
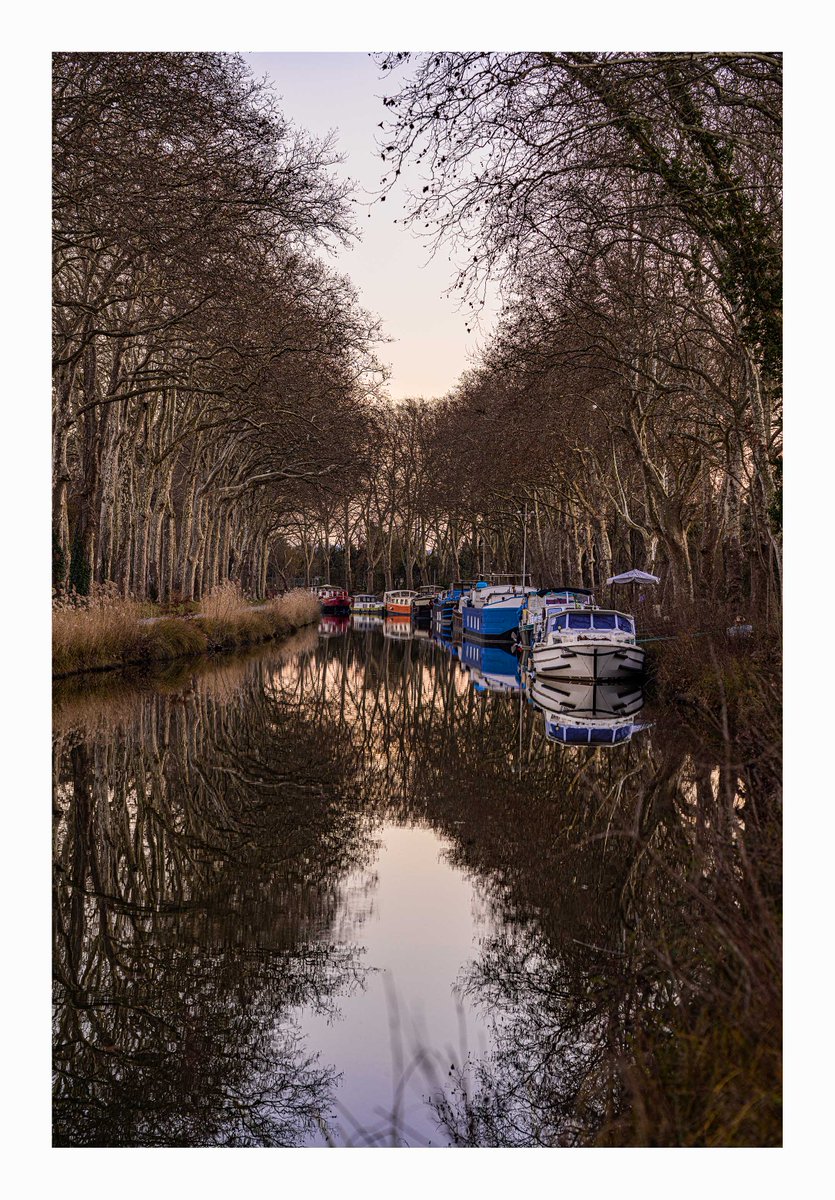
(606, 569), (661, 585)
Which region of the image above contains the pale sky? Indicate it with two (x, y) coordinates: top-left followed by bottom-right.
(245, 52), (499, 400)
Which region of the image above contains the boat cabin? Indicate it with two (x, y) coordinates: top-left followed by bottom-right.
(466, 582), (537, 608)
(547, 610), (635, 635)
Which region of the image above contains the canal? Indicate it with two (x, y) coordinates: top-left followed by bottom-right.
(52, 620), (780, 1146)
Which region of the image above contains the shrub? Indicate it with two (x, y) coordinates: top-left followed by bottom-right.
(141, 619), (209, 661)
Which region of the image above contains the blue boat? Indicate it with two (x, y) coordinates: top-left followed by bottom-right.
(431, 581), (476, 634)
(459, 581), (537, 641)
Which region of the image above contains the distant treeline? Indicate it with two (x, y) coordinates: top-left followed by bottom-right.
(54, 53), (781, 612)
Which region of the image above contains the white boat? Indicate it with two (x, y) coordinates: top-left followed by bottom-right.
(351, 593), (385, 615)
(531, 606), (645, 680)
(520, 587), (596, 641)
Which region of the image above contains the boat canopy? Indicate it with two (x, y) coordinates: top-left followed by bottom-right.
(540, 589), (595, 606)
(548, 610), (635, 634)
(537, 586), (595, 596)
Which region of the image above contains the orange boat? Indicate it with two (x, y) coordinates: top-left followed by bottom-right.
(383, 588), (417, 617)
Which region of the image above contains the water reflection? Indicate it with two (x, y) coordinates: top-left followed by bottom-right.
(383, 616), (413, 641)
(460, 641), (521, 694)
(528, 675), (647, 746)
(53, 624), (780, 1146)
(319, 615), (350, 638)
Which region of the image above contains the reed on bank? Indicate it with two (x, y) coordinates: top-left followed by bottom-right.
(52, 583), (320, 677)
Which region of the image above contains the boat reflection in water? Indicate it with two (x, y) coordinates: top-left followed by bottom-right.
(430, 632), (461, 663)
(383, 616), (413, 641)
(460, 640), (521, 694)
(318, 615), (350, 638)
(351, 613), (384, 634)
(527, 673), (648, 747)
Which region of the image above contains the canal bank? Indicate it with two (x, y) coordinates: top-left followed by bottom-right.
(52, 584), (320, 678)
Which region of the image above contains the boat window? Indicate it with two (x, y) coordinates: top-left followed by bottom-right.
(549, 613), (569, 630)
(613, 726), (631, 741)
(592, 614), (617, 630)
(616, 615), (634, 633)
(568, 613), (592, 630)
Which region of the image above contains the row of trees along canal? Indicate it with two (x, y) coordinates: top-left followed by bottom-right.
(54, 53), (781, 614)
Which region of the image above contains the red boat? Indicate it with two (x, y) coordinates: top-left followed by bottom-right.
(315, 585), (351, 616)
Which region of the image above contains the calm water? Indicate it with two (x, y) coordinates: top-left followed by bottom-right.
(53, 619), (769, 1147)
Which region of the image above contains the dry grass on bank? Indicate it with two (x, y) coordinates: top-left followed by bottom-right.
(53, 584), (320, 677)
(53, 586), (147, 675)
(193, 583), (319, 649)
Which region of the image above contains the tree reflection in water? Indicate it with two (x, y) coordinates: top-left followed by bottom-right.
(53, 626), (781, 1146)
(53, 633), (375, 1146)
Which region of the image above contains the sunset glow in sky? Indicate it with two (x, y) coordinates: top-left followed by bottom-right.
(245, 52), (500, 400)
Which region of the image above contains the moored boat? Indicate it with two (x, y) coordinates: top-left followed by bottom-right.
(412, 585), (443, 625)
(316, 585), (351, 616)
(431, 581), (477, 634)
(383, 588), (418, 616)
(519, 587), (596, 644)
(460, 580), (538, 641)
(531, 607), (645, 681)
(351, 593), (385, 615)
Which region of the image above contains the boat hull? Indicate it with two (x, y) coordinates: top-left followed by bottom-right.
(460, 600), (525, 641)
(385, 602), (414, 617)
(532, 640), (645, 680)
